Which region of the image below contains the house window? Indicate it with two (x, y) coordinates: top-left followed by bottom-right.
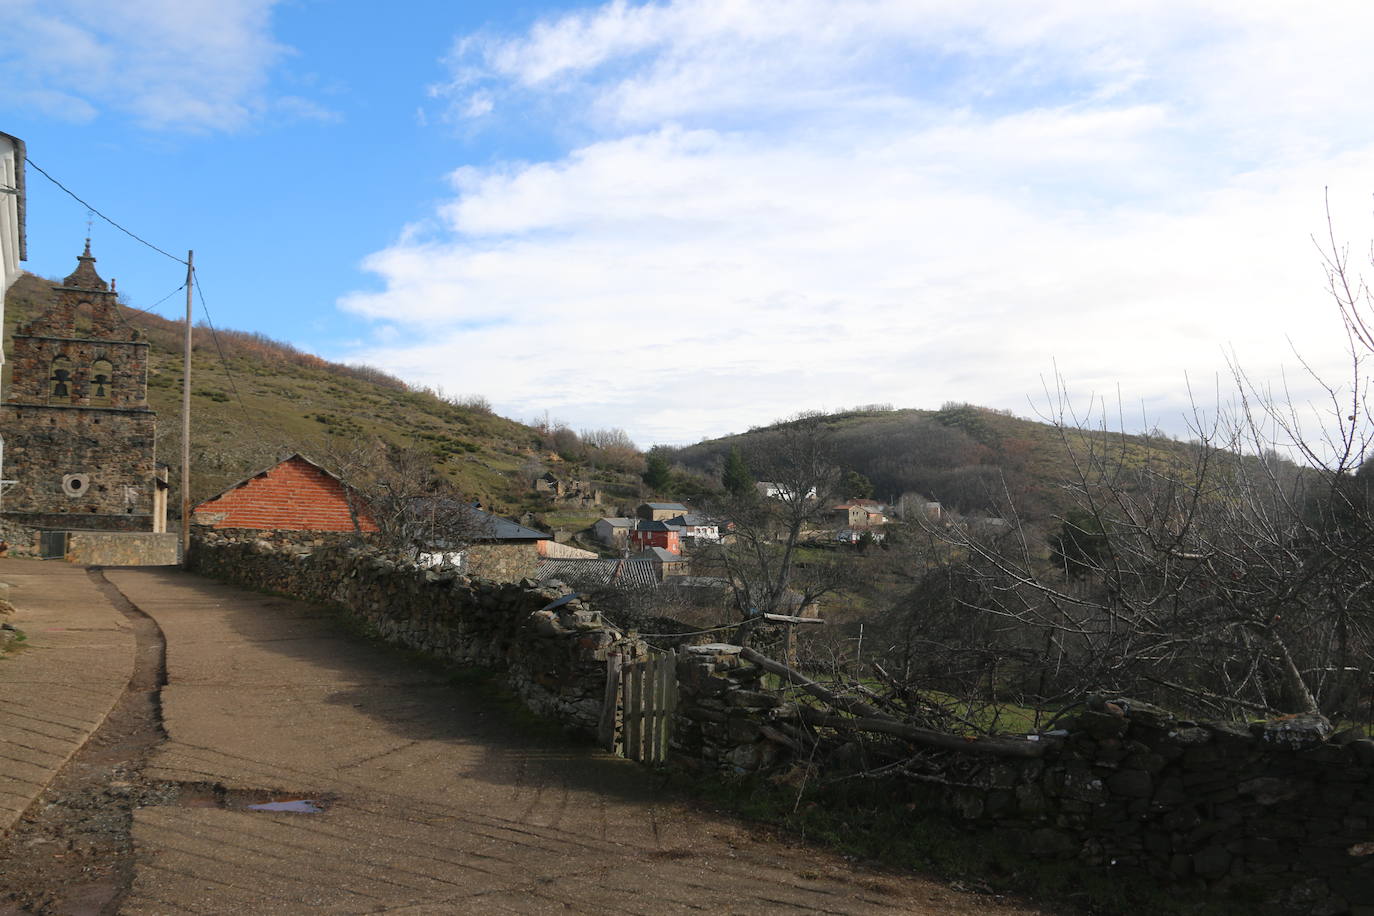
(62, 473), (91, 497)
(50, 356), (74, 400)
(91, 358), (114, 403)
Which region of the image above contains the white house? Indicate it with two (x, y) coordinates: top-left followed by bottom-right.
(0, 131), (25, 360)
(1, 132), (25, 497)
(756, 481), (817, 500)
(664, 513), (721, 542)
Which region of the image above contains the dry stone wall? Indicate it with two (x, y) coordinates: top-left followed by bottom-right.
(0, 518), (39, 556)
(192, 533), (1374, 913)
(191, 530), (645, 736)
(673, 645), (1374, 915)
(65, 531), (178, 566)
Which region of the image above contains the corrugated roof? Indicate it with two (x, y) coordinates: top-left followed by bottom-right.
(635, 547), (686, 562)
(535, 558), (659, 589)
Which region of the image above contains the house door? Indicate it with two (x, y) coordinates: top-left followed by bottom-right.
(39, 531), (68, 560)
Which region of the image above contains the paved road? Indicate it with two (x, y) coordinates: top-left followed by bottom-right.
(16, 565), (1042, 914)
(0, 560), (134, 836)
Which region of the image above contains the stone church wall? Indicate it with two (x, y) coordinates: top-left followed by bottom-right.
(1, 406), (156, 529)
(1, 243), (160, 532)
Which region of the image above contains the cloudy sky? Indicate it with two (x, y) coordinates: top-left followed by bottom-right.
(6, 0), (1374, 445)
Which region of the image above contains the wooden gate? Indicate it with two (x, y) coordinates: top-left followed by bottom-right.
(601, 650), (677, 764)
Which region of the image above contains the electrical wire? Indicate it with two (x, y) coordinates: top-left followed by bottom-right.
(118, 282), (186, 325)
(637, 620), (743, 639)
(24, 159), (188, 266)
(191, 272), (280, 447)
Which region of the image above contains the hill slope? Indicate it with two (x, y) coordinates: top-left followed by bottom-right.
(663, 402), (1251, 528)
(2, 271), (642, 516)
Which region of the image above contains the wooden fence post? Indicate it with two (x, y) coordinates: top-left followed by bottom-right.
(599, 652), (623, 752)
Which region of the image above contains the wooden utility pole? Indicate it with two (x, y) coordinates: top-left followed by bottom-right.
(180, 250), (193, 566)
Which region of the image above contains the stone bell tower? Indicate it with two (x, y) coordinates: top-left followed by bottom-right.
(0, 241), (163, 531)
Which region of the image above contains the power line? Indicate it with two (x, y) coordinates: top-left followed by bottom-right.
(191, 272), (278, 448)
(119, 282), (186, 325)
(24, 158), (188, 266)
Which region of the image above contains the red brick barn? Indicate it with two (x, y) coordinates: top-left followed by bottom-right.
(192, 454), (377, 532)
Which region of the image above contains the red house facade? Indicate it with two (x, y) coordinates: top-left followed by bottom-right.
(628, 520), (681, 553)
(192, 454), (377, 532)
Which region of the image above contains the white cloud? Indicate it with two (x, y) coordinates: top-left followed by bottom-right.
(348, 0), (1374, 445)
(0, 0), (290, 130)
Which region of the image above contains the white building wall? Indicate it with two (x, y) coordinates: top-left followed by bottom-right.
(1, 132), (26, 368)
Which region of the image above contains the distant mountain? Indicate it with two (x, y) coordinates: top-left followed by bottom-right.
(2, 271), (644, 518)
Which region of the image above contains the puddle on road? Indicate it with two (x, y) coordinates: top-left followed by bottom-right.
(247, 799), (325, 813)
(171, 783), (332, 814)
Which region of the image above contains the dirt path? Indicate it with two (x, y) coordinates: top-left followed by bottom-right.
(4, 566), (1045, 915)
(0, 569), (168, 916)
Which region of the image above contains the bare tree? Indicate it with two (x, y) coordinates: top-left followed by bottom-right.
(319, 436), (491, 563)
(698, 413), (849, 621)
(918, 357), (1374, 722)
(873, 206), (1374, 725)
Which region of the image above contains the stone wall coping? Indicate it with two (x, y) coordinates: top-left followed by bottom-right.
(687, 643), (742, 655)
(3, 403), (154, 415)
(11, 332), (149, 347)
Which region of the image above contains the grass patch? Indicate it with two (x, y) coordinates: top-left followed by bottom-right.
(0, 626), (27, 658)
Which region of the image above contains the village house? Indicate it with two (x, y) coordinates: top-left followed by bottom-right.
(532, 470), (602, 507)
(1, 131), (23, 361)
(0, 132), (24, 503)
(592, 516), (636, 548)
(416, 508), (554, 580)
(663, 513), (721, 542)
(637, 501), (689, 521)
(192, 453), (375, 533)
(832, 501), (888, 528)
(634, 545), (690, 577)
(193, 454), (554, 582)
(894, 493), (942, 522)
(532, 470), (564, 497)
(628, 519), (681, 554)
(756, 481), (817, 500)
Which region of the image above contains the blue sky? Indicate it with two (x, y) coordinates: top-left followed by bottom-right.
(5, 1), (1374, 446)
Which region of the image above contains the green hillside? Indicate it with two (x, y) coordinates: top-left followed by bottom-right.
(662, 402), (1249, 528)
(2, 271), (644, 516)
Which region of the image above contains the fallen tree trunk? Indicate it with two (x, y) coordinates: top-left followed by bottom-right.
(736, 646), (1049, 759)
(738, 646), (884, 718)
(792, 706), (1050, 759)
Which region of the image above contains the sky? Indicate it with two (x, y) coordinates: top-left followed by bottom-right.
(5, 0), (1374, 447)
